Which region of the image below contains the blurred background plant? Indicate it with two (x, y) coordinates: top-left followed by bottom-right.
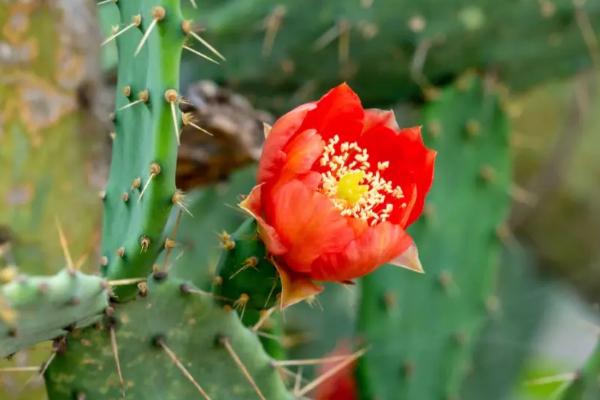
(0, 0), (599, 399)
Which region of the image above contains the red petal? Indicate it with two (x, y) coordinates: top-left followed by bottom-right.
(397, 183), (418, 227)
(275, 129), (324, 187)
(273, 259), (323, 309)
(299, 83), (364, 143)
(258, 102), (317, 183)
(270, 179), (354, 273)
(239, 185), (287, 255)
(311, 222), (414, 281)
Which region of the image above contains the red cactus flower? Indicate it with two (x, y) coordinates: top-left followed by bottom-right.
(314, 341), (359, 400)
(241, 83), (436, 307)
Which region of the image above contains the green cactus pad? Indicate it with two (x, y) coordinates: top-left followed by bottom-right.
(44, 274), (291, 400)
(0, 269), (109, 358)
(101, 0), (186, 300)
(462, 245), (551, 400)
(356, 75), (511, 399)
(213, 218), (281, 314)
(170, 165), (257, 289)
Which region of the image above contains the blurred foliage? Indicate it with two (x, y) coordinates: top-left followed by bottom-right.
(510, 72), (600, 300)
(463, 245), (552, 400)
(0, 0), (106, 278)
(178, 0), (598, 110)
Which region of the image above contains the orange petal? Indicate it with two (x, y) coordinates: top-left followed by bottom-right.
(312, 222), (414, 281)
(271, 179), (354, 272)
(389, 242), (424, 273)
(258, 102), (317, 183)
(239, 185), (287, 255)
(276, 129), (324, 185)
(272, 258), (323, 309)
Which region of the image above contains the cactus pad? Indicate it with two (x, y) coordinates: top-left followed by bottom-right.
(213, 218), (281, 314)
(0, 269), (109, 358)
(100, 0), (186, 300)
(45, 273), (291, 399)
(169, 165), (257, 288)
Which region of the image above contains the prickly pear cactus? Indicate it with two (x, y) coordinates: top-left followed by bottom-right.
(42, 1), (292, 398)
(356, 75), (511, 399)
(0, 269), (108, 358)
(100, 0), (186, 300)
(2, 0), (597, 399)
(186, 0), (600, 109)
(45, 274), (291, 400)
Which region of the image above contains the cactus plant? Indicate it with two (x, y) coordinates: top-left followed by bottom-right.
(2, 1), (600, 399)
(356, 75), (511, 400)
(0, 269), (109, 358)
(37, 1), (291, 398)
(45, 273), (291, 399)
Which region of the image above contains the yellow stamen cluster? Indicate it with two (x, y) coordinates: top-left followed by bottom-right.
(319, 135), (405, 225)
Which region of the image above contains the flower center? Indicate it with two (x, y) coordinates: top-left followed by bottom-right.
(319, 135), (406, 226)
(336, 171), (369, 206)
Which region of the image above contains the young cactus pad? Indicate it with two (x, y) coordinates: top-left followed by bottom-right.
(356, 75), (511, 399)
(100, 0), (187, 300)
(169, 165), (257, 288)
(213, 218), (281, 314)
(0, 269), (109, 358)
(44, 274), (291, 400)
